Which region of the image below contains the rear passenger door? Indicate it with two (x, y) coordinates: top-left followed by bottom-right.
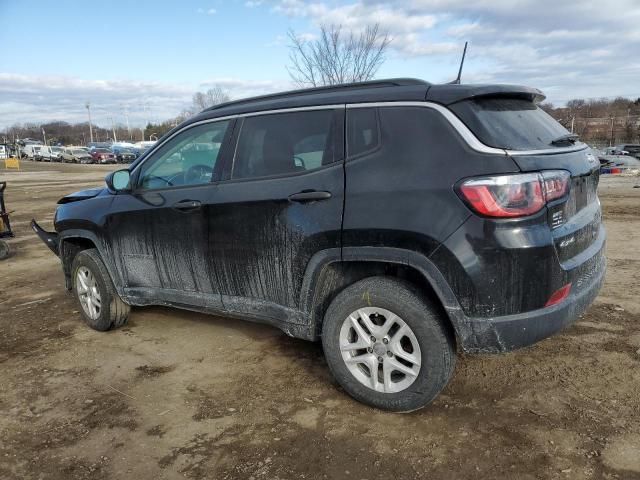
(209, 107), (345, 318)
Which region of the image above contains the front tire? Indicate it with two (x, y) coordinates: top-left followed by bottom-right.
(71, 249), (130, 331)
(322, 276), (456, 412)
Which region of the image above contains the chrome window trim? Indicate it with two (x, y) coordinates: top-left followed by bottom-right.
(134, 100), (587, 176)
(346, 101), (589, 157)
(244, 104), (345, 117)
(346, 101), (506, 156)
(506, 143), (588, 156)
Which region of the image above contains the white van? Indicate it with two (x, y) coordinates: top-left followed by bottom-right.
(0, 145), (7, 159)
(36, 146), (64, 162)
(21, 144), (43, 159)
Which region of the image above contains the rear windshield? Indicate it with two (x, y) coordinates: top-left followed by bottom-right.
(449, 97), (569, 150)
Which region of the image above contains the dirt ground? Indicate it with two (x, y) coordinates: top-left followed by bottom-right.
(1, 161), (639, 480)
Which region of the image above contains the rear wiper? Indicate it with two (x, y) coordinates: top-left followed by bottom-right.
(550, 133), (579, 146)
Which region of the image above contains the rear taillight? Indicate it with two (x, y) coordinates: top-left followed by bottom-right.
(540, 170), (570, 201)
(459, 170), (570, 218)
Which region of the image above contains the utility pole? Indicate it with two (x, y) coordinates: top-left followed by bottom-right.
(570, 116), (575, 134)
(609, 116), (615, 147)
(85, 102), (94, 144)
(141, 101), (150, 141)
(122, 104), (131, 140)
(109, 116), (117, 142)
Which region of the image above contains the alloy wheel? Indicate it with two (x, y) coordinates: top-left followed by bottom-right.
(76, 266), (102, 320)
(339, 307), (422, 393)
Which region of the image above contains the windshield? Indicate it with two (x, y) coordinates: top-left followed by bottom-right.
(52, 147), (62, 152)
(450, 97), (570, 150)
(73, 149), (86, 155)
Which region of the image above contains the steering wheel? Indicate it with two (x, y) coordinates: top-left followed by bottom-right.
(144, 174), (174, 187)
(184, 164), (213, 184)
(293, 155), (306, 169)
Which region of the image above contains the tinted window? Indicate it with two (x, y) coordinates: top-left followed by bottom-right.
(450, 98), (569, 150)
(232, 110), (336, 179)
(138, 120), (230, 190)
(347, 108), (380, 157)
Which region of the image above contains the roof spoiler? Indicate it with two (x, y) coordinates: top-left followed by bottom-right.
(425, 84), (546, 106)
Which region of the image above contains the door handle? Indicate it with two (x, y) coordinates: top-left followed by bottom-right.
(288, 190), (332, 203)
(172, 199), (202, 211)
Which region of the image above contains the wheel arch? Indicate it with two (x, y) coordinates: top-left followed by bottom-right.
(299, 247), (466, 342)
(59, 230), (122, 294)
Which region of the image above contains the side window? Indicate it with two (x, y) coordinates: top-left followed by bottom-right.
(347, 107), (380, 157)
(138, 120), (230, 190)
(232, 110), (337, 180)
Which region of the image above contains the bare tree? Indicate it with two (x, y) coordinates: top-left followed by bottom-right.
(287, 24), (391, 87)
(192, 85), (231, 111)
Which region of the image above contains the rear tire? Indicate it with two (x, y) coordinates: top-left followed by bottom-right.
(321, 276), (456, 412)
(71, 249), (130, 331)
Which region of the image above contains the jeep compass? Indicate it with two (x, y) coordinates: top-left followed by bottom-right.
(33, 79), (605, 411)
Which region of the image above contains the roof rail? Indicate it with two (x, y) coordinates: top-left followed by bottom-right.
(203, 78), (430, 112)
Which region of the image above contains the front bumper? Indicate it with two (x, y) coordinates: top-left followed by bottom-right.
(31, 220), (59, 256)
(458, 252), (606, 353)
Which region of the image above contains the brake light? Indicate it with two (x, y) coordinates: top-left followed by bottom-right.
(541, 170), (570, 201)
(545, 283), (572, 307)
(459, 170), (570, 218)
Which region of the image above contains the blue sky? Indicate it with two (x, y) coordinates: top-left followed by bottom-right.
(1, 0), (639, 128)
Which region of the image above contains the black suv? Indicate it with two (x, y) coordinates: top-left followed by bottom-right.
(33, 79), (605, 411)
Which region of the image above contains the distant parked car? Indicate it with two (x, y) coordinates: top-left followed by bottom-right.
(87, 142), (112, 151)
(614, 144), (640, 158)
(36, 146), (64, 162)
(0, 144), (8, 159)
(111, 146), (137, 163)
(133, 141), (156, 156)
(61, 148), (93, 164)
(21, 144), (43, 159)
(604, 147), (628, 156)
(90, 148), (117, 164)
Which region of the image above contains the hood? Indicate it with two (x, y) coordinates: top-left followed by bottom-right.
(57, 187), (105, 204)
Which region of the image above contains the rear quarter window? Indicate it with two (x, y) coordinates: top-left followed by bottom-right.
(450, 97), (570, 151)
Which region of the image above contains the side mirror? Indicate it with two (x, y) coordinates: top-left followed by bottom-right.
(106, 169), (131, 192)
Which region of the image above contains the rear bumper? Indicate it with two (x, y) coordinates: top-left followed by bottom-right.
(31, 219), (59, 256)
(458, 250), (606, 353)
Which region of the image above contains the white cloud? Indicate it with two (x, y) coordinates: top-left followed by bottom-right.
(199, 77), (292, 98)
(270, 0), (640, 104)
(0, 74), (292, 128)
(197, 7), (217, 15)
